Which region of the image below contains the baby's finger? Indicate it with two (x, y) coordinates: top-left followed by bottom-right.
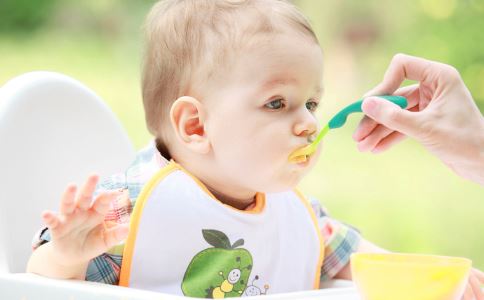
(357, 125), (394, 152)
(76, 174), (99, 210)
(371, 131), (407, 154)
(91, 191), (119, 216)
(103, 225), (129, 249)
(60, 184), (77, 215)
(42, 210), (75, 239)
(42, 210), (60, 229)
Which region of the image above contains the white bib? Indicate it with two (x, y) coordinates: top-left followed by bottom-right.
(119, 162), (324, 298)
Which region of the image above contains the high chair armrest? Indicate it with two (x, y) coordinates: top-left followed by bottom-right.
(0, 273), (360, 300)
(0, 273), (176, 300)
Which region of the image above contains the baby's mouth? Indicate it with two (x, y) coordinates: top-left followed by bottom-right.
(288, 134), (317, 163)
(292, 154), (309, 163)
(288, 146), (312, 163)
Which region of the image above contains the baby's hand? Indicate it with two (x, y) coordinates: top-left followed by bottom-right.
(41, 175), (129, 268)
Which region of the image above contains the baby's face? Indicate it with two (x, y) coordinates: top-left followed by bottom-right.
(203, 32), (323, 193)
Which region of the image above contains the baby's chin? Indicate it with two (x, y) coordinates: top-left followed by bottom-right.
(256, 172), (310, 194)
(243, 159), (316, 193)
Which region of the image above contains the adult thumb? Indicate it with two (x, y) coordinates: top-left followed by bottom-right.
(361, 97), (421, 138)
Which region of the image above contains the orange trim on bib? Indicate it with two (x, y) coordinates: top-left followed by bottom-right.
(118, 163), (178, 287)
(175, 162), (266, 214)
(294, 188), (325, 290)
(119, 161), (268, 286)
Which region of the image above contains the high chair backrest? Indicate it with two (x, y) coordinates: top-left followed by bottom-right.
(0, 71), (136, 273)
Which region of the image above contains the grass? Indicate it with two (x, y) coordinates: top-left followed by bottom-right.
(1, 33), (483, 269)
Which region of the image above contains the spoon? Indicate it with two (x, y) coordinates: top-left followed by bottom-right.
(289, 95), (408, 163)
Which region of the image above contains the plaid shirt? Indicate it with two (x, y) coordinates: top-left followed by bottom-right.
(33, 141), (361, 285)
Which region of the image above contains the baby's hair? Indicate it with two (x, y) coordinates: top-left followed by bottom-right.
(142, 0), (319, 159)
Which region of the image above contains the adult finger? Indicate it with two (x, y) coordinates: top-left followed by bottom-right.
(357, 125), (394, 152)
(361, 96), (425, 138)
(474, 268), (484, 283)
(372, 131), (407, 154)
(364, 54), (433, 97)
(463, 282), (473, 300)
(76, 174), (99, 211)
(354, 84), (420, 142)
(470, 271), (484, 300)
(392, 84), (421, 109)
(353, 115), (378, 142)
(365, 83), (420, 107)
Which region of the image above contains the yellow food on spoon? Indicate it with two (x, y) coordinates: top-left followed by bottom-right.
(288, 95), (408, 163)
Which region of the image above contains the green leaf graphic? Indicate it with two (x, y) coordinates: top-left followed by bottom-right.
(202, 229), (231, 249)
(231, 238), (244, 249)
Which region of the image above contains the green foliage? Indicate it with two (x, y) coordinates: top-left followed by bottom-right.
(297, 0), (484, 110)
(1, 0), (483, 270)
(0, 0), (58, 33)
(388, 1), (484, 110)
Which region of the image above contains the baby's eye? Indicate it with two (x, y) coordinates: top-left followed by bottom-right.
(306, 100), (319, 112)
(265, 99), (285, 110)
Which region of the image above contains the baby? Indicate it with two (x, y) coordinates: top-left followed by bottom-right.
(27, 0), (482, 298)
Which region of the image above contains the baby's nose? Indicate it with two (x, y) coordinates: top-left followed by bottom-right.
(294, 116), (317, 139)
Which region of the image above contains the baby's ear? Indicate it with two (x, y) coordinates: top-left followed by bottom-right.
(170, 96), (210, 154)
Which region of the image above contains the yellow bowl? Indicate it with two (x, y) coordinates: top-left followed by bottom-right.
(351, 253), (471, 300)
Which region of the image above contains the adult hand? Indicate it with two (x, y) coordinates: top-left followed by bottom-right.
(353, 54), (484, 185)
(462, 268), (484, 300)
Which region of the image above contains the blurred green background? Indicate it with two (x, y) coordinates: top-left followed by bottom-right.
(1, 0), (482, 269)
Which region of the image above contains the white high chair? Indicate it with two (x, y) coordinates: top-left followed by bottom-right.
(0, 72), (358, 299)
(0, 71), (136, 274)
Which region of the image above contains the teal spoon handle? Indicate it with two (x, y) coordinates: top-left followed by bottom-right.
(328, 95), (408, 129)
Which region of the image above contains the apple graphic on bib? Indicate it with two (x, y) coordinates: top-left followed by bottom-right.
(181, 229), (253, 298)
